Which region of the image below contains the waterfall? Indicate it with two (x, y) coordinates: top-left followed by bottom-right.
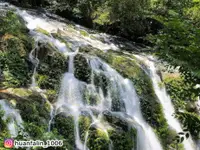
(89, 58), (163, 150)
(134, 55), (197, 150)
(0, 100), (23, 137)
(16, 7), (162, 150)
(29, 42), (40, 89)
(2, 2), (193, 150)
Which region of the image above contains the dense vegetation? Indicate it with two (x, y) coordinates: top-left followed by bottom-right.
(1, 0), (200, 149)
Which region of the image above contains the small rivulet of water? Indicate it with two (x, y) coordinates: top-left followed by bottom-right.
(0, 99), (23, 137)
(134, 54), (197, 150)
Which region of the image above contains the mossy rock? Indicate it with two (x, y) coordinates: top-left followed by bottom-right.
(8, 88), (32, 97)
(93, 71), (110, 97)
(80, 30), (89, 37)
(51, 33), (72, 49)
(36, 43), (67, 91)
(35, 27), (50, 36)
(103, 111), (137, 150)
(5, 89), (50, 139)
(108, 128), (136, 150)
(53, 114), (75, 150)
(103, 111), (129, 132)
(74, 54), (91, 83)
(83, 87), (99, 105)
(79, 115), (92, 141)
(87, 127), (110, 150)
(45, 90), (57, 103)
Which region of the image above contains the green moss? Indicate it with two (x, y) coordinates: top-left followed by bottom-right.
(87, 127), (110, 150)
(51, 33), (72, 49)
(103, 112), (137, 150)
(109, 128), (136, 150)
(0, 11), (28, 38)
(10, 88), (32, 97)
(79, 116), (92, 141)
(35, 27), (50, 36)
(103, 112), (129, 132)
(53, 115), (75, 150)
(15, 92), (50, 128)
(1, 38), (32, 88)
(0, 11), (33, 89)
(83, 87), (99, 105)
(80, 30), (89, 37)
(74, 54), (91, 83)
(45, 90), (57, 103)
(36, 44), (67, 91)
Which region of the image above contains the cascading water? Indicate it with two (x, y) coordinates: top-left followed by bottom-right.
(13, 6), (162, 150)
(0, 99), (23, 137)
(1, 2), (195, 150)
(89, 58), (163, 150)
(134, 55), (197, 150)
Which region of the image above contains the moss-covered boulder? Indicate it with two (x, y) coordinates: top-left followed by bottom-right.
(79, 115), (92, 141)
(108, 128), (136, 150)
(0, 88), (51, 139)
(53, 114), (75, 150)
(36, 43), (67, 91)
(87, 127), (110, 150)
(74, 54), (91, 83)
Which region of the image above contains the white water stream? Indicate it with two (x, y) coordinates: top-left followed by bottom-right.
(0, 99), (23, 137)
(134, 55), (197, 150)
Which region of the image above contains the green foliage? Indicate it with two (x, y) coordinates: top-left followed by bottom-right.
(164, 75), (198, 111)
(53, 115), (75, 150)
(0, 11), (27, 36)
(148, 16), (200, 100)
(1, 38), (31, 88)
(0, 11), (32, 88)
(176, 111), (200, 140)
